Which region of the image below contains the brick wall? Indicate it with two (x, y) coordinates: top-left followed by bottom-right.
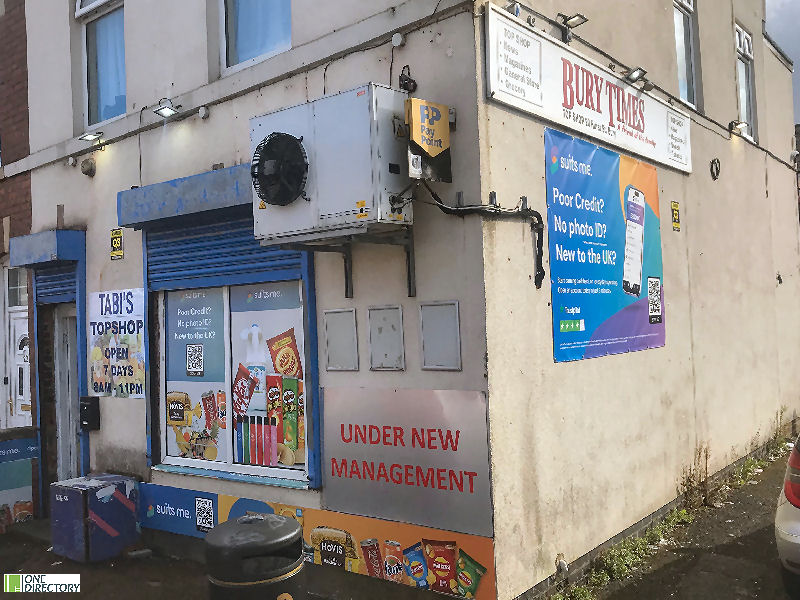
(0, 0), (30, 165)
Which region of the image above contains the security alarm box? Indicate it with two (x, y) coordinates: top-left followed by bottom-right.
(250, 83), (412, 244)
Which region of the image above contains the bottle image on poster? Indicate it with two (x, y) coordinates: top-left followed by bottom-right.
(621, 185), (646, 296)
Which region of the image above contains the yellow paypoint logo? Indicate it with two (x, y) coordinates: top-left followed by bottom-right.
(405, 98), (450, 158)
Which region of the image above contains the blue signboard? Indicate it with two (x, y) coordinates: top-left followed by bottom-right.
(138, 483), (218, 538)
(545, 129), (665, 362)
(0, 438), (39, 464)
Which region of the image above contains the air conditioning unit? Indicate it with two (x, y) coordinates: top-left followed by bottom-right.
(250, 83), (412, 244)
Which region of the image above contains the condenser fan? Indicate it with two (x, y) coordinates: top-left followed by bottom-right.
(251, 132), (309, 206)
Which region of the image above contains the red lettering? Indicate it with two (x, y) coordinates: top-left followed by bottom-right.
(382, 425), (392, 446)
(436, 468), (447, 489)
(369, 425), (381, 444)
(362, 461), (375, 480)
(331, 458), (348, 478)
(465, 471), (477, 493)
(574, 64), (585, 107)
(449, 470), (464, 492)
(621, 93), (630, 126)
(412, 428), (425, 448)
(585, 72), (595, 111)
(438, 429), (461, 451)
(593, 74), (603, 113)
(562, 58), (575, 109)
(389, 463), (403, 484)
(607, 83), (617, 127)
(377, 462), (389, 482)
(405, 464), (414, 486)
(426, 428), (439, 450)
(354, 424), (367, 444)
(350, 459), (361, 478)
(638, 102), (645, 131)
(393, 427), (405, 447)
(340, 424), (352, 443)
(417, 466), (435, 488)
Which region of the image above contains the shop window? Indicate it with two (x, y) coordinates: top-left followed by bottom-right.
(77, 0), (126, 126)
(7, 268), (28, 308)
(735, 24), (756, 139)
(221, 0), (291, 71)
(673, 0), (696, 106)
(161, 281), (309, 481)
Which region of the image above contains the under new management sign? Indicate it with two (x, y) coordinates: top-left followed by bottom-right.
(486, 5), (692, 173)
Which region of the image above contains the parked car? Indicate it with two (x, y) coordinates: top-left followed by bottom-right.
(776, 439), (800, 574)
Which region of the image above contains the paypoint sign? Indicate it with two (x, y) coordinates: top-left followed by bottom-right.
(405, 98), (452, 182)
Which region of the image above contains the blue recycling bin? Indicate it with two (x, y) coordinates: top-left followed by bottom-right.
(51, 474), (139, 562)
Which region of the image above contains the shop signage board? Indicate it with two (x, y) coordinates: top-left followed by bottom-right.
(0, 438), (38, 463)
(88, 288), (145, 397)
(322, 387), (492, 537)
(138, 482), (496, 598)
(545, 128), (665, 362)
(485, 4), (692, 173)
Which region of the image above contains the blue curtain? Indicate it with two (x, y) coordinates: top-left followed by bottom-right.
(226, 0), (291, 67)
(88, 8), (126, 125)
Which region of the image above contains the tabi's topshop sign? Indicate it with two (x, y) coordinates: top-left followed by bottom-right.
(88, 288), (145, 398)
(322, 388), (492, 537)
(485, 4), (692, 173)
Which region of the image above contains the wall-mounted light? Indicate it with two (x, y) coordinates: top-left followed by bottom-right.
(558, 13), (588, 29)
(729, 120), (748, 133)
(506, 2), (521, 17)
(153, 98), (181, 118)
(78, 131), (103, 141)
(642, 80), (656, 92)
(624, 67), (647, 84)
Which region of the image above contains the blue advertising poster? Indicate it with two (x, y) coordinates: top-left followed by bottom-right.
(165, 288), (228, 462)
(545, 129), (665, 362)
(138, 483), (217, 538)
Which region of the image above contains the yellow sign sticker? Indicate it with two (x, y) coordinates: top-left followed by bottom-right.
(110, 228), (124, 260)
(405, 98), (450, 158)
(671, 201), (680, 232)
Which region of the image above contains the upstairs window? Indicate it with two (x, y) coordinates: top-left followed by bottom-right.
(735, 24), (755, 138)
(222, 0), (291, 71)
(76, 0), (126, 126)
(673, 0), (696, 105)
(8, 268), (28, 308)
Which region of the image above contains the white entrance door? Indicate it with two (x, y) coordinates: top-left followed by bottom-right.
(54, 305), (79, 481)
(3, 267), (31, 429)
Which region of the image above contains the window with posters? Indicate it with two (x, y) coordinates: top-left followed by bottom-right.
(161, 280), (309, 481)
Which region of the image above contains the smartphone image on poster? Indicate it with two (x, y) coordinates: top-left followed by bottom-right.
(622, 185), (646, 296)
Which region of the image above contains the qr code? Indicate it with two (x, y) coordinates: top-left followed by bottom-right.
(648, 277), (662, 324)
(195, 497), (213, 532)
(186, 344), (204, 377)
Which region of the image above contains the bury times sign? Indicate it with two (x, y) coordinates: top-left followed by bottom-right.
(485, 4), (692, 173)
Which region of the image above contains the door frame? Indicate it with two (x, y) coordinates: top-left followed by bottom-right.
(53, 304), (79, 482)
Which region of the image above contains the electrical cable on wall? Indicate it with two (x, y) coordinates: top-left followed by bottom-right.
(419, 181), (546, 289)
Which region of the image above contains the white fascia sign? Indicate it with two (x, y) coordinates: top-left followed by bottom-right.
(485, 4), (692, 173)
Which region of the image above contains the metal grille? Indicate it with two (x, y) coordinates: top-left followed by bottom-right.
(145, 218), (303, 291)
(34, 265), (77, 304)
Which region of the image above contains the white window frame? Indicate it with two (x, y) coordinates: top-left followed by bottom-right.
(157, 287), (309, 484)
(77, 0), (126, 132)
(734, 23), (756, 140)
(218, 0), (292, 77)
(673, 0), (697, 108)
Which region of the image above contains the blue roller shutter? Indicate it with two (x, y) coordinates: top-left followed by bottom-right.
(145, 217), (303, 291)
(35, 264), (77, 304)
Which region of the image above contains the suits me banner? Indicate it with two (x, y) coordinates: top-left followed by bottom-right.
(545, 129), (665, 362)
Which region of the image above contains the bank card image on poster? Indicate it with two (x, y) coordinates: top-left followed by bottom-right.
(165, 288), (228, 462)
(544, 128), (665, 362)
(229, 281), (306, 470)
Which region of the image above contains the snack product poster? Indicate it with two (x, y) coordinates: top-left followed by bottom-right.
(545, 128), (665, 363)
(165, 288), (227, 462)
(229, 281), (306, 469)
(216, 495), (496, 599)
(88, 288), (145, 397)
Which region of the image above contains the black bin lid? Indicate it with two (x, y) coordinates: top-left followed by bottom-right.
(205, 514), (303, 582)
